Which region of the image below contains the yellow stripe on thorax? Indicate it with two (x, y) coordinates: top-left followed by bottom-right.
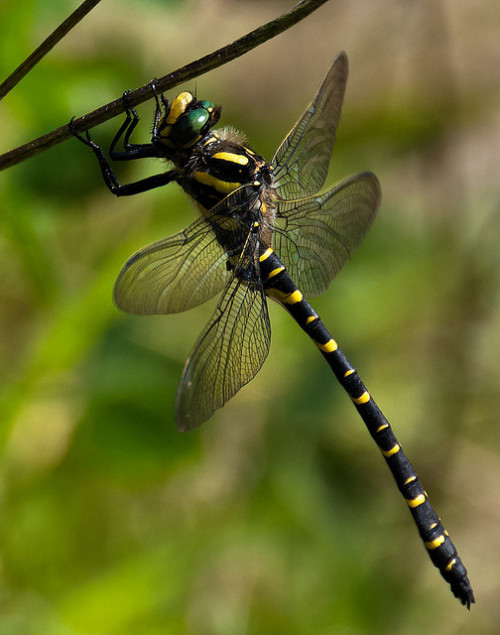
(213, 151), (249, 165)
(193, 171), (241, 194)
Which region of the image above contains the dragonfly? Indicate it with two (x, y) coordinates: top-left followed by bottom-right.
(72, 51), (474, 608)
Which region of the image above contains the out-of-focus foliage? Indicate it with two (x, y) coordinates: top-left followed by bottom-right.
(1, 1), (499, 633)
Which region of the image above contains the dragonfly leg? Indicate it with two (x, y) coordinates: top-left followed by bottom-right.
(69, 116), (176, 196)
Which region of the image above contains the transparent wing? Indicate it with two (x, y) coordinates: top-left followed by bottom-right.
(271, 51), (348, 200)
(175, 230), (271, 432)
(273, 172), (381, 297)
(114, 183), (263, 315)
(114, 216), (230, 314)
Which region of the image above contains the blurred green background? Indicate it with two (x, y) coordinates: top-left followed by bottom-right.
(1, 0), (499, 633)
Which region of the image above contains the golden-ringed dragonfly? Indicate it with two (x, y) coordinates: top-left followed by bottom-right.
(72, 52), (474, 608)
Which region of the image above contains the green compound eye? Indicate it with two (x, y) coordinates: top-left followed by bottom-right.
(169, 108), (210, 147)
(197, 100), (215, 110)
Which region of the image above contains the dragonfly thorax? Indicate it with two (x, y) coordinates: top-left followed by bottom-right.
(176, 128), (274, 217)
(153, 91), (277, 259)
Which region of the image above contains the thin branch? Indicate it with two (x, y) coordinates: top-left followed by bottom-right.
(0, 0), (103, 101)
(0, 0), (331, 172)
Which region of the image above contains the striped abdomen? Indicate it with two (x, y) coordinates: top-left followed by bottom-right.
(259, 244), (474, 608)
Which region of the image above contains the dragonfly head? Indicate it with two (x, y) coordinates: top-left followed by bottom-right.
(156, 91), (221, 150)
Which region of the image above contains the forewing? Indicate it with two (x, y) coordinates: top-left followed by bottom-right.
(274, 172), (381, 297)
(271, 51), (348, 200)
(114, 217), (230, 315)
(175, 232), (271, 432)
